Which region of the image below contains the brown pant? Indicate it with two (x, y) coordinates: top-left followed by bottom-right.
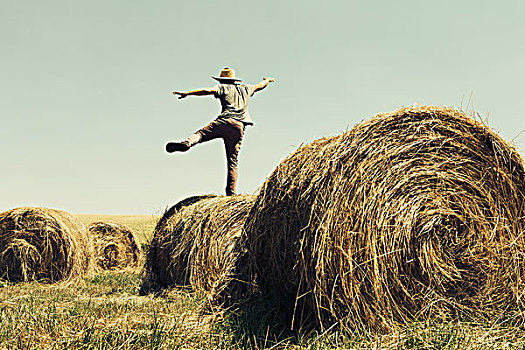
(187, 118), (245, 196)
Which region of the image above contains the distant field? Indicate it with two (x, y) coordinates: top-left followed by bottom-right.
(74, 214), (159, 245)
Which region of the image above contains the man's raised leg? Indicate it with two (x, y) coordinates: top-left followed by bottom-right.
(165, 133), (202, 153)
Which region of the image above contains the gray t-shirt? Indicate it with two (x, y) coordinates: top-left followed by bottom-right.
(214, 83), (255, 125)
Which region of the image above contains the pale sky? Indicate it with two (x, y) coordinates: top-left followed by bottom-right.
(2, 0), (524, 214)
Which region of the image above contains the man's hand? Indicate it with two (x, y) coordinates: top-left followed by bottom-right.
(172, 91), (188, 99)
(254, 77), (276, 92)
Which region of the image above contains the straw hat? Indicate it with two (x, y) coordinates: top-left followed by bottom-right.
(212, 67), (242, 82)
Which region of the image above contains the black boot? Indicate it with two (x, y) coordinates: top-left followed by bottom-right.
(165, 141), (190, 153)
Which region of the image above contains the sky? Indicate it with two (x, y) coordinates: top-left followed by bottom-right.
(1, 0), (524, 215)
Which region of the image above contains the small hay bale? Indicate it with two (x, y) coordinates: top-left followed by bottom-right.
(244, 106), (525, 331)
(145, 194), (256, 300)
(0, 207), (93, 282)
(89, 221), (142, 271)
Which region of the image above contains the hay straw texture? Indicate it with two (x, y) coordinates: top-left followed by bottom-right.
(0, 207), (93, 282)
(146, 195), (256, 300)
(244, 106), (525, 331)
(89, 222), (141, 271)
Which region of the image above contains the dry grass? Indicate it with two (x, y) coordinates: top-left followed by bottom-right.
(0, 207), (93, 283)
(144, 195), (256, 304)
(89, 222), (142, 271)
(242, 105), (525, 331)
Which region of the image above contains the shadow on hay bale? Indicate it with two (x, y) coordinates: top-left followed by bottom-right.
(0, 207), (93, 282)
(89, 221), (142, 271)
(141, 194), (256, 302)
(242, 106), (525, 331)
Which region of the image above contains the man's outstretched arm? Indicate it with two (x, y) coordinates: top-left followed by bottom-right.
(253, 77), (275, 92)
(172, 87), (217, 99)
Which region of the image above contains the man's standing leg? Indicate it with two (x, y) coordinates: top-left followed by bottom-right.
(223, 119), (245, 196)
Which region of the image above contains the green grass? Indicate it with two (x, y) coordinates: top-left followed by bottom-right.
(2, 272), (525, 349)
(0, 272), (225, 349)
(2, 215), (525, 349)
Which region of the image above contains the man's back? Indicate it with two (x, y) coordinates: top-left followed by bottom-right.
(215, 83), (255, 125)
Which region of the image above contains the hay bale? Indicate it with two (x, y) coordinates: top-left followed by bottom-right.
(145, 194), (256, 300)
(244, 106), (525, 331)
(0, 207), (93, 282)
(144, 194), (216, 288)
(89, 221), (141, 271)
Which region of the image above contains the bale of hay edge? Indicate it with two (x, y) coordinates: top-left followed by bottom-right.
(144, 194), (217, 288)
(145, 194), (256, 301)
(89, 221), (142, 271)
(244, 105), (525, 331)
(0, 207), (93, 282)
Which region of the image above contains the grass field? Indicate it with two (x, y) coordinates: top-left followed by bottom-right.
(1, 214), (525, 349)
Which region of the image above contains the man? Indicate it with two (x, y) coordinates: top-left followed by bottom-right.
(167, 67), (275, 196)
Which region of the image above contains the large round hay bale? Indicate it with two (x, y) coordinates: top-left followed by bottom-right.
(89, 222), (141, 271)
(145, 195), (256, 300)
(0, 207), (93, 282)
(244, 106), (525, 331)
